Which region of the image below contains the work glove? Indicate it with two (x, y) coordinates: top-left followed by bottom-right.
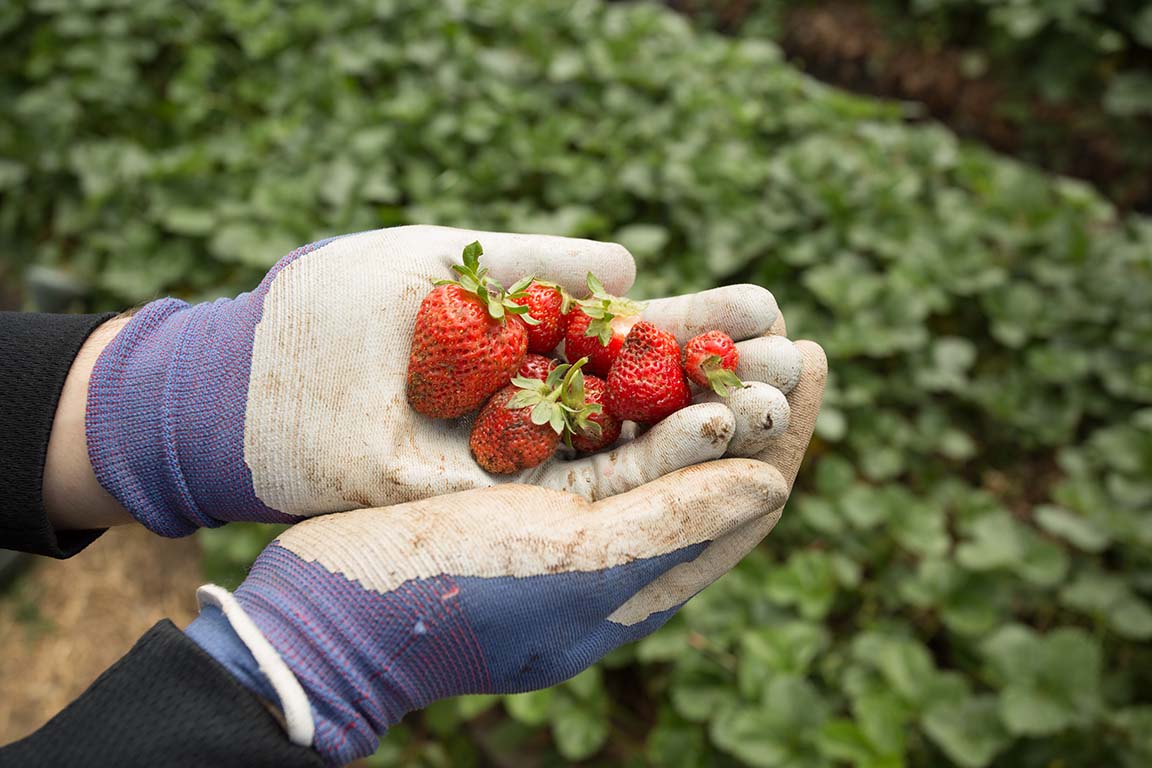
(88, 225), (803, 536)
(185, 336), (826, 766)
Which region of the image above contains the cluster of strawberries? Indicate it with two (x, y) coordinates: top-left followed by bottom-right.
(407, 242), (745, 474)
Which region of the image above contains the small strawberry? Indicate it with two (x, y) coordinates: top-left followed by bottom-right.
(570, 374), (621, 453)
(606, 321), (692, 424)
(510, 281), (572, 354)
(518, 353), (559, 382)
(470, 358), (602, 474)
(407, 241), (539, 419)
(564, 273), (646, 377)
(683, 330), (744, 396)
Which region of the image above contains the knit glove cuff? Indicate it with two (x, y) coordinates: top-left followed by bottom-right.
(86, 296), (298, 535)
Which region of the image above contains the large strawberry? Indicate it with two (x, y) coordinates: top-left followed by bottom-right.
(564, 273), (645, 377)
(570, 374), (621, 453)
(683, 330), (744, 396)
(510, 281), (572, 354)
(606, 321), (692, 424)
(407, 241), (539, 418)
(470, 358), (601, 474)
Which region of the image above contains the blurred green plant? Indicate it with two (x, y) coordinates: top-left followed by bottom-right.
(3, 0), (1151, 765)
(670, 0), (1152, 209)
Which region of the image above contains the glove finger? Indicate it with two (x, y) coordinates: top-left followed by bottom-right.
(606, 341), (825, 625)
(768, 311), (787, 337)
(754, 340), (828, 489)
(640, 284), (779, 344)
(275, 459), (782, 589)
(529, 402), (735, 500)
(607, 504), (782, 626)
(734, 335), (804, 395)
(448, 228), (637, 296)
(695, 381), (790, 458)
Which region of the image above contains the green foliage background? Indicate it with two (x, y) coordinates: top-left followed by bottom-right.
(4, 0), (1152, 765)
(687, 0), (1152, 209)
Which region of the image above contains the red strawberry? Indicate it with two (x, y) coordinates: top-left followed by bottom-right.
(606, 321), (692, 424)
(470, 359), (601, 474)
(570, 375), (621, 453)
(510, 281), (572, 354)
(518, 353), (559, 381)
(564, 273), (645, 377)
(407, 241), (539, 419)
(469, 386), (560, 474)
(683, 331), (744, 396)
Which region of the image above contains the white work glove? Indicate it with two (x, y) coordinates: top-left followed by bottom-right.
(87, 225), (806, 535)
(186, 328), (827, 764)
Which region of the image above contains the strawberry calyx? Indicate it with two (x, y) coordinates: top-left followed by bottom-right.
(434, 241), (541, 325)
(700, 354), (745, 397)
(507, 356), (603, 438)
(575, 272), (645, 346)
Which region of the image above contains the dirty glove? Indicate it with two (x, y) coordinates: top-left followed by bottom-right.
(184, 334), (826, 766)
(87, 225), (794, 536)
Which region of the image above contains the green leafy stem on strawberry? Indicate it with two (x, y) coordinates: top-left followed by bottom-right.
(574, 272), (646, 345)
(434, 240), (541, 324)
(506, 356), (604, 443)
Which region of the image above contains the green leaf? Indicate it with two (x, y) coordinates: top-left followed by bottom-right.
(503, 688), (553, 726)
(709, 677), (829, 768)
(922, 696), (1010, 768)
(455, 695), (499, 720)
(506, 390), (541, 409)
(530, 401), (553, 425)
(852, 692), (907, 757)
(818, 720), (876, 765)
(1035, 505), (1110, 552)
(646, 708), (708, 768)
(670, 661), (739, 723)
(565, 666), (603, 701)
(585, 272), (606, 297)
(851, 633), (939, 706)
(1061, 571), (1152, 640)
(1105, 73), (1152, 117)
(506, 275), (533, 294)
(764, 550), (839, 620)
(550, 691), (609, 761)
(461, 241), (483, 271)
(982, 625), (1103, 735)
(1135, 6), (1152, 47)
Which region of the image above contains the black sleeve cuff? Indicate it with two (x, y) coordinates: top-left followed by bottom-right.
(0, 621), (325, 768)
(0, 312), (115, 558)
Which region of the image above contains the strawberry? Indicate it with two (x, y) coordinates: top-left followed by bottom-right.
(510, 281), (572, 354)
(407, 241), (539, 419)
(518, 353), (559, 381)
(470, 358), (601, 474)
(570, 374), (621, 453)
(606, 321), (692, 424)
(564, 273), (646, 377)
(683, 330), (744, 396)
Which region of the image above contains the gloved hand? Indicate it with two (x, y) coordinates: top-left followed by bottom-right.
(185, 335), (826, 766)
(88, 225), (800, 536)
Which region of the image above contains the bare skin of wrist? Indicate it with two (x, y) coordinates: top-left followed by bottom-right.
(43, 316), (136, 530)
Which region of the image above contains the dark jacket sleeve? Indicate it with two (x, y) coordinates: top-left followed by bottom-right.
(0, 621), (326, 768)
(0, 312), (114, 557)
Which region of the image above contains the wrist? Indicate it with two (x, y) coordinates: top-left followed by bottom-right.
(43, 314), (134, 530)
